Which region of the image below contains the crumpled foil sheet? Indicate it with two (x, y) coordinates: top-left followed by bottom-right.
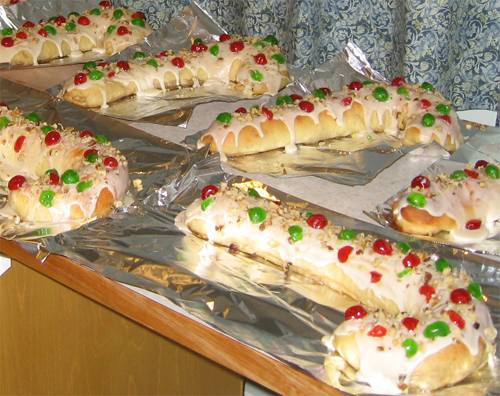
(0, 77), (207, 239)
(184, 42), (480, 186)
(368, 126), (500, 256)
(0, 0), (149, 69)
(39, 155), (500, 395)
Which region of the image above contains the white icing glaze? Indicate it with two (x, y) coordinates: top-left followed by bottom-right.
(60, 36), (291, 107)
(393, 164), (500, 243)
(175, 184), (497, 394)
(0, 5), (152, 65)
(0, 105), (129, 223)
(198, 82), (463, 161)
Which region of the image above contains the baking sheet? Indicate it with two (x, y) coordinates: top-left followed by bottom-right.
(0, 77), (206, 239)
(39, 156), (500, 396)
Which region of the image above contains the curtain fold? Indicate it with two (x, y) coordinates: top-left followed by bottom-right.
(126, 0), (500, 122)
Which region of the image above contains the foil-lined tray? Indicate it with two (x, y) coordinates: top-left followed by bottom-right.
(184, 42), (481, 186)
(0, 77), (207, 239)
(368, 127), (500, 256)
(38, 156), (500, 396)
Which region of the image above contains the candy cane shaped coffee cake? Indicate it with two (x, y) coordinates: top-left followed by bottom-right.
(175, 183), (497, 394)
(0, 1), (152, 66)
(60, 34), (291, 108)
(198, 78), (463, 161)
(0, 103), (129, 224)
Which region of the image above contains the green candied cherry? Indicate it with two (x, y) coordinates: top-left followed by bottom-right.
(271, 53), (286, 64)
(397, 241), (412, 253)
(397, 86), (410, 100)
(133, 51), (147, 60)
(89, 70), (104, 80)
(253, 41), (265, 48)
(61, 169), (79, 184)
(398, 267), (412, 278)
(263, 35), (278, 46)
(193, 38), (204, 44)
(90, 8), (101, 15)
(485, 164), (500, 179)
(402, 338), (418, 358)
(1, 28), (13, 36)
(83, 61), (97, 70)
(424, 321), (450, 338)
(147, 59), (158, 68)
(41, 126), (53, 134)
(132, 17), (146, 28)
(436, 103), (451, 115)
(372, 87), (389, 102)
(435, 256), (453, 272)
(209, 44), (220, 56)
(467, 282), (483, 300)
(0, 116), (11, 129)
(288, 225), (303, 242)
(68, 11), (80, 18)
(421, 82), (435, 92)
(248, 207), (267, 223)
(362, 81), (375, 86)
(86, 152), (99, 163)
(65, 22), (76, 32)
(313, 89), (326, 99)
(450, 170), (468, 180)
(216, 112), (232, 124)
(248, 188), (260, 198)
(107, 25), (117, 35)
(407, 192), (426, 208)
(113, 9), (124, 19)
(250, 70), (263, 81)
(39, 190), (55, 207)
(201, 198), (215, 211)
(338, 229), (356, 240)
(421, 113), (435, 127)
(276, 95), (294, 106)
(43, 26), (57, 35)
(25, 112), (42, 122)
(94, 135), (108, 143)
(77, 180), (93, 193)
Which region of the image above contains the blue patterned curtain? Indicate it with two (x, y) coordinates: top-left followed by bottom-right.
(125, 0), (499, 123)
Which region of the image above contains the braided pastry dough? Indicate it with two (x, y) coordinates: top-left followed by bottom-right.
(60, 35), (291, 108)
(198, 79), (463, 161)
(175, 183), (497, 394)
(0, 104), (129, 224)
(0, 1), (152, 66)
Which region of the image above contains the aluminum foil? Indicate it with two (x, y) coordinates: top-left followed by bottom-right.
(0, 0), (150, 69)
(368, 126), (500, 256)
(184, 42), (479, 185)
(39, 155), (500, 396)
(0, 76), (207, 239)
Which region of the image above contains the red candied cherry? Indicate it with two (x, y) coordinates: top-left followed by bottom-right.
(344, 305), (367, 320)
(117, 60), (130, 71)
(45, 131), (61, 146)
(74, 73), (87, 85)
(402, 252), (421, 268)
(10, 0), (20, 3)
(219, 33), (231, 42)
(171, 57), (185, 68)
(234, 107), (247, 114)
(108, 71), (115, 78)
(306, 213), (328, 229)
(289, 94), (303, 102)
(156, 51), (169, 58)
(373, 239), (393, 255)
(465, 219), (482, 230)
(262, 107), (273, 120)
(104, 157), (118, 168)
(99, 0), (112, 7)
(8, 175), (27, 191)
(54, 16), (67, 25)
(391, 77), (405, 87)
(38, 29), (48, 37)
(347, 81), (363, 91)
(411, 175), (431, 189)
(464, 169), (479, 179)
(402, 316), (419, 331)
(230, 41), (244, 52)
(299, 101), (314, 113)
(447, 310), (465, 329)
(117, 26), (129, 36)
(417, 99), (432, 109)
(474, 160), (489, 169)
(319, 87), (332, 96)
(38, 19), (46, 25)
(450, 288), (471, 304)
(419, 284), (436, 303)
(254, 53), (267, 65)
(341, 97), (352, 106)
(201, 184), (219, 200)
(48, 172), (60, 185)
(368, 325), (387, 337)
(0, 103), (9, 109)
(16, 32), (28, 40)
(23, 21), (35, 28)
(338, 245), (354, 263)
(441, 115), (451, 125)
(191, 43), (208, 53)
(370, 271), (382, 283)
(14, 136), (26, 153)
(131, 12), (146, 20)
(78, 16), (91, 26)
